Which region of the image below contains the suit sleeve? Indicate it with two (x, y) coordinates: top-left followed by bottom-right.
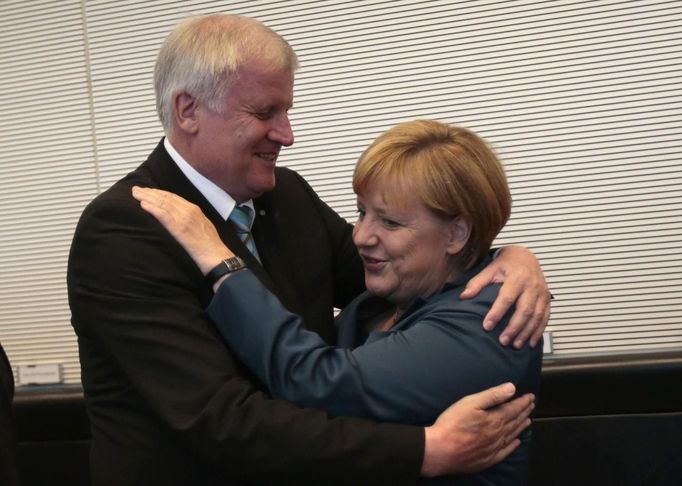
(207, 270), (539, 425)
(292, 171), (366, 309)
(67, 190), (423, 484)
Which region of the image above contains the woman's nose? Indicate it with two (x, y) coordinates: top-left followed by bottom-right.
(353, 219), (376, 247)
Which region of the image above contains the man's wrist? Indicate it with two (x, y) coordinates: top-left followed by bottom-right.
(421, 425), (449, 477)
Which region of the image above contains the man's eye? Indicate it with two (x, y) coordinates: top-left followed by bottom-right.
(356, 208), (366, 219)
(253, 112), (272, 120)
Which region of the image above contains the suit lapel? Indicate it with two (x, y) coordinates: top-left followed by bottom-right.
(143, 139), (280, 296)
(252, 184), (303, 315)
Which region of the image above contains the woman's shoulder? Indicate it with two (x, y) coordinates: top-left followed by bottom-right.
(426, 281), (504, 319)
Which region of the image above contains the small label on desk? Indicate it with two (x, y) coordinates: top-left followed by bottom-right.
(542, 331), (553, 354)
(17, 363), (63, 385)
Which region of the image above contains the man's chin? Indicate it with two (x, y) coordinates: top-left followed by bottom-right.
(248, 179), (276, 199)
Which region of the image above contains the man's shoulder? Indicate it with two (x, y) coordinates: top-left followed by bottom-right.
(273, 166), (306, 190)
(80, 166), (150, 221)
(72, 155), (171, 249)
(264, 166), (321, 207)
(79, 141), (170, 221)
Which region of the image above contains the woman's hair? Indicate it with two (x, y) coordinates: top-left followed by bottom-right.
(154, 13), (298, 132)
(353, 119), (511, 269)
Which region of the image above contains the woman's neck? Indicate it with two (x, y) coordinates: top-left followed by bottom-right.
(377, 306), (404, 332)
(376, 265), (464, 332)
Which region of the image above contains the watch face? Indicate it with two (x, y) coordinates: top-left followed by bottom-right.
(225, 256), (246, 272)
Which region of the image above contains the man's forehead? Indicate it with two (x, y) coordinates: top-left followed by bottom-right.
(233, 58), (295, 82)
(228, 62), (294, 104)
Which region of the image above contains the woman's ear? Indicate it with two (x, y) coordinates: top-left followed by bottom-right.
(173, 92), (200, 134)
(446, 217), (471, 255)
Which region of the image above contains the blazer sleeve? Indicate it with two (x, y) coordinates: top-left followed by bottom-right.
(67, 189), (423, 484)
(208, 270), (541, 425)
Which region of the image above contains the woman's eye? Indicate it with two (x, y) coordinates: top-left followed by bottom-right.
(382, 218), (401, 229)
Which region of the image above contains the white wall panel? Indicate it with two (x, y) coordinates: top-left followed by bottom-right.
(0, 0), (679, 384)
(0, 0), (95, 384)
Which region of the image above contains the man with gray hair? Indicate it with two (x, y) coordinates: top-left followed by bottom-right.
(68, 13), (547, 485)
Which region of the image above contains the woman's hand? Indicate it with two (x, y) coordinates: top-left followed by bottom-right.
(460, 246), (551, 348)
(132, 186), (233, 274)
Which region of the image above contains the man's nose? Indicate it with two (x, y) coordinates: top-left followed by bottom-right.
(270, 114), (294, 147)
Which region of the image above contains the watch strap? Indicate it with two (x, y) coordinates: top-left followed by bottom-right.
(205, 256), (247, 286)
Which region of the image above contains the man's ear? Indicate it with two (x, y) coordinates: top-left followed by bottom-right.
(446, 217), (471, 255)
(173, 92), (200, 134)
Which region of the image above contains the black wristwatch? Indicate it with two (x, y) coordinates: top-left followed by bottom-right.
(205, 256), (247, 286)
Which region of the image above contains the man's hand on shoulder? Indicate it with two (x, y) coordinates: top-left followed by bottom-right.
(421, 383), (534, 477)
(461, 245), (550, 348)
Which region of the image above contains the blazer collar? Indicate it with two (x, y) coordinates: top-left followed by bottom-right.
(144, 139), (281, 297)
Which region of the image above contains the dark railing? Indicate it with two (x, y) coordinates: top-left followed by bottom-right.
(10, 351), (682, 486)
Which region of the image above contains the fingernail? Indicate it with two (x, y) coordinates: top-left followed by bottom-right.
(500, 335), (510, 346)
(514, 339), (523, 348)
(483, 319), (494, 330)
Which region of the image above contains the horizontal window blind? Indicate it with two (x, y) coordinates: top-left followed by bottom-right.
(279, 0), (682, 358)
(0, 0), (679, 384)
(0, 0), (97, 384)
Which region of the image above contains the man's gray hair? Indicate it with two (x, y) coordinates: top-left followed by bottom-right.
(154, 13), (298, 132)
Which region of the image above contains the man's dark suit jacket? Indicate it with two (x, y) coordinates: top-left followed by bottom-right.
(67, 140), (423, 485)
(0, 342), (20, 486)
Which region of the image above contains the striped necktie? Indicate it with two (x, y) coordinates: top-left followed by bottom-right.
(229, 205), (259, 259)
